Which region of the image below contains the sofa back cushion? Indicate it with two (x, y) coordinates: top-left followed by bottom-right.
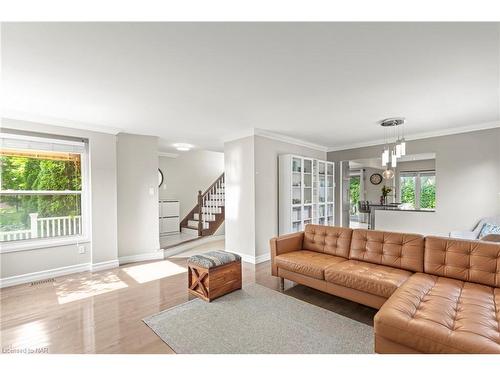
(424, 236), (500, 287)
(350, 229), (425, 272)
(303, 224), (352, 258)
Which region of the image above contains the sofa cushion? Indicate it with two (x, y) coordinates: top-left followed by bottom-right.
(274, 250), (347, 280)
(303, 224), (353, 258)
(350, 229), (425, 272)
(424, 236), (500, 288)
(375, 273), (500, 353)
(324, 260), (412, 298)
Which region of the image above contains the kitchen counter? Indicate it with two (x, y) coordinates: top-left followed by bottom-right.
(368, 206), (439, 235)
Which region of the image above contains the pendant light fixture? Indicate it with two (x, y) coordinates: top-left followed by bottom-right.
(379, 117), (406, 179)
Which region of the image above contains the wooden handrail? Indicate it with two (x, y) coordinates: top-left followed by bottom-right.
(200, 173), (224, 199)
(179, 173), (225, 236)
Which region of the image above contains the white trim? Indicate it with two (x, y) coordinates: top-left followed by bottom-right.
(255, 253), (271, 264)
(254, 128), (329, 152)
(158, 151), (179, 158)
(91, 259), (119, 272)
(0, 132), (86, 147)
(0, 263), (90, 288)
(118, 250), (164, 265)
(0, 236), (90, 253)
(327, 121), (500, 152)
(162, 234), (225, 258)
(228, 250), (271, 265)
(2, 113), (122, 135)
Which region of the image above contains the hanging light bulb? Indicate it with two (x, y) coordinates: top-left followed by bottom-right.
(383, 169), (394, 179)
(381, 148), (389, 166)
(391, 150), (397, 167)
(400, 138), (406, 156)
(395, 141), (402, 158)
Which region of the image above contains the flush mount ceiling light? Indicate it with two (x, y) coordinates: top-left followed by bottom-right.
(379, 117), (406, 179)
(173, 143), (193, 151)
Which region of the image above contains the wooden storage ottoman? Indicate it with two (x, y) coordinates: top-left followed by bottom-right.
(187, 251), (242, 302)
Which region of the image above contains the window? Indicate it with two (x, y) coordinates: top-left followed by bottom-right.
(0, 133), (88, 247)
(399, 170), (436, 210)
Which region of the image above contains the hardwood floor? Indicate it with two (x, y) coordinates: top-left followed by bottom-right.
(0, 250), (375, 354)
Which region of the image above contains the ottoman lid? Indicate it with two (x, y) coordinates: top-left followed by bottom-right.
(188, 251), (241, 269)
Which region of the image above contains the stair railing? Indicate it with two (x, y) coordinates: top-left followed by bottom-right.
(196, 173), (224, 236)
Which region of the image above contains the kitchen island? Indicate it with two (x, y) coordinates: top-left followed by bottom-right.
(369, 205), (438, 236)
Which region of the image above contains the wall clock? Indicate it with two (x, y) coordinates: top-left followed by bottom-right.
(158, 169), (164, 187)
(370, 173), (383, 185)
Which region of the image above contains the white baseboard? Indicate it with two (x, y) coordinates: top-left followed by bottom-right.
(230, 251), (270, 264)
(118, 250), (164, 265)
(163, 234), (225, 258)
(91, 259), (119, 272)
(255, 253), (271, 264)
(0, 263), (90, 288)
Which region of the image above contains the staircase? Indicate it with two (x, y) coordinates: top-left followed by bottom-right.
(180, 173), (225, 237)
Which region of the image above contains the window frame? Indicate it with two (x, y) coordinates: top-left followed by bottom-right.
(0, 133), (90, 253)
(399, 169), (436, 211)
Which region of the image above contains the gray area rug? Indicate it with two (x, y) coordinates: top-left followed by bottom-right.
(143, 284), (373, 353)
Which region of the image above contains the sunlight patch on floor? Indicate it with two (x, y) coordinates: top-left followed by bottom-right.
(56, 272), (128, 304)
(122, 260), (187, 284)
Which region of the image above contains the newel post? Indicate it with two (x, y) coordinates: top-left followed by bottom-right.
(29, 213), (39, 239)
(197, 190), (203, 236)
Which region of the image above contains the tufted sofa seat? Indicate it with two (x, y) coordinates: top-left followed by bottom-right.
(270, 224), (500, 353)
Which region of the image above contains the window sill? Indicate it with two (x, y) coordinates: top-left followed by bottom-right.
(0, 236), (90, 254)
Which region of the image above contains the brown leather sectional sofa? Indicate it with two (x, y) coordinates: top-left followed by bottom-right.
(270, 224), (500, 354)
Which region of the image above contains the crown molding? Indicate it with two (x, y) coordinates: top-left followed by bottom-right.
(221, 128), (328, 152)
(254, 128), (329, 152)
(1, 111), (122, 135)
(327, 121), (500, 152)
(158, 151), (179, 158)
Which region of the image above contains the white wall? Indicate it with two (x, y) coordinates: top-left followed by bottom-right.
(254, 135), (326, 258)
(116, 133), (160, 259)
(224, 136), (255, 260)
(224, 134), (326, 262)
(329, 128), (500, 236)
(0, 118), (118, 280)
(159, 150), (224, 220)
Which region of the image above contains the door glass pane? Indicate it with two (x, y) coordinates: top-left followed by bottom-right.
(292, 173), (301, 187)
(319, 162), (325, 175)
(292, 187), (301, 205)
(304, 174), (312, 187)
(292, 206), (301, 221)
(303, 205), (312, 220)
(327, 163), (333, 175)
(303, 159), (312, 174)
(292, 158), (301, 172)
(420, 174), (436, 209)
(327, 188), (333, 202)
(304, 188), (312, 204)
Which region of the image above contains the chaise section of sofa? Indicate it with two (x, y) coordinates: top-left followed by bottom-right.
(374, 236), (500, 354)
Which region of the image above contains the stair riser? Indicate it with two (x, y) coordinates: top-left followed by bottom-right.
(208, 194), (224, 200)
(181, 227), (199, 236)
(202, 207), (222, 214)
(193, 213), (214, 221)
(188, 220), (210, 229)
(204, 201), (225, 207)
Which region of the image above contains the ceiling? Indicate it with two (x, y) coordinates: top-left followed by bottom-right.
(2, 22), (499, 152)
